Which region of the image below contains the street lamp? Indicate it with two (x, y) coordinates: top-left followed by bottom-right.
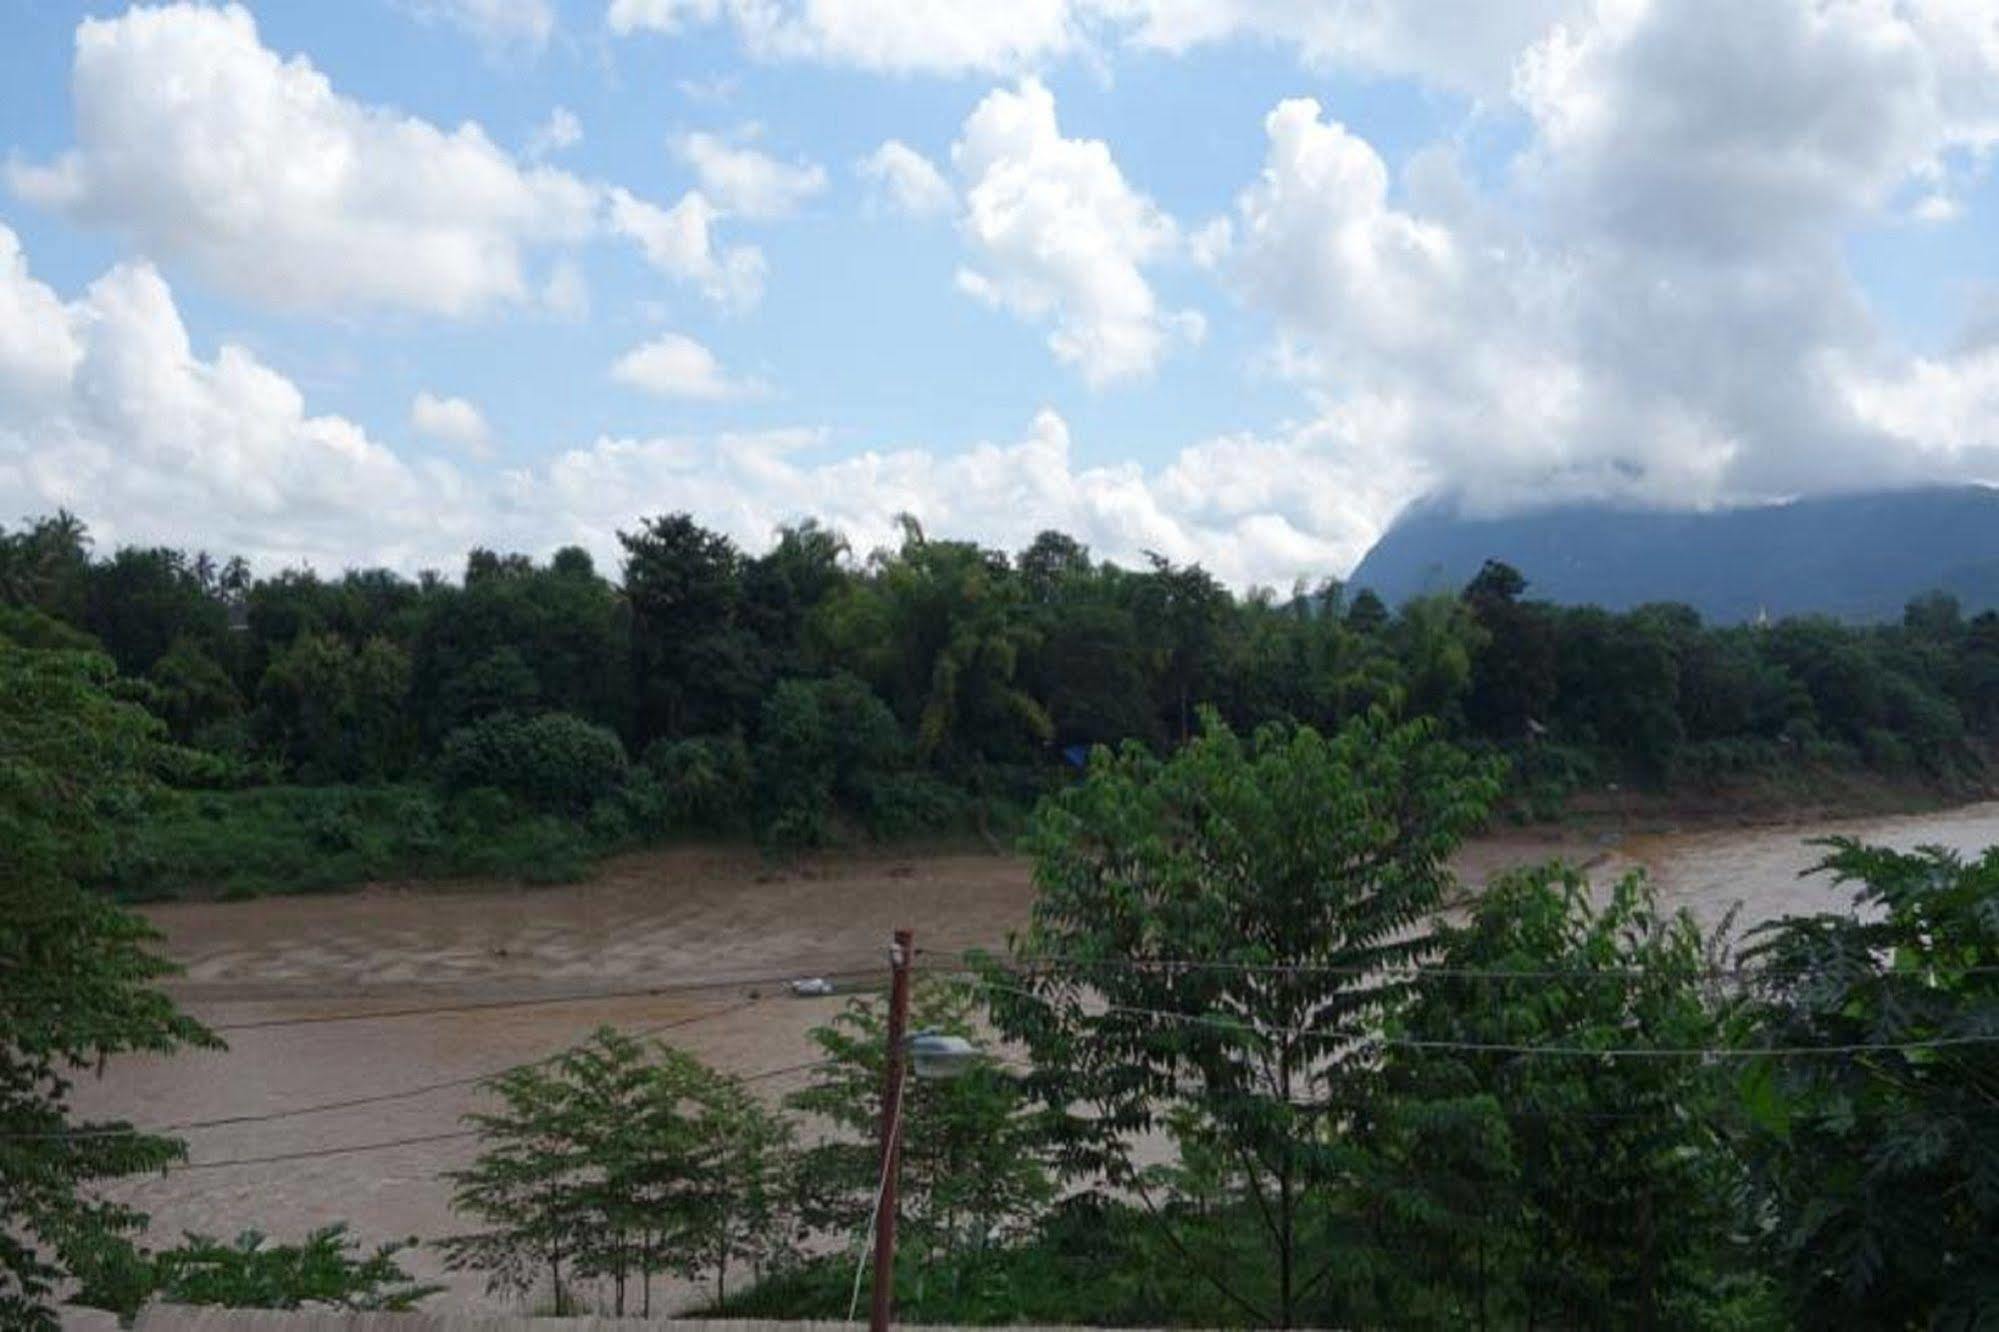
(908, 1030), (979, 1080)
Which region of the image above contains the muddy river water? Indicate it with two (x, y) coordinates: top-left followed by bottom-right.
(69, 803), (1999, 1314)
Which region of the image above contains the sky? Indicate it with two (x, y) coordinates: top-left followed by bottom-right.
(1, 0), (1998, 588)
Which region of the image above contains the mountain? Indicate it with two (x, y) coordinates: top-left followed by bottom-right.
(1347, 486), (1999, 624)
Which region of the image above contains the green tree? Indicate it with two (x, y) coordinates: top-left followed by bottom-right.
(788, 980), (1049, 1274)
(437, 711), (629, 815)
(444, 1028), (789, 1317)
(822, 520), (1052, 779)
(0, 644), (217, 1330)
(145, 638), (246, 749)
(1462, 560), (1558, 741)
(255, 632), (413, 781)
(1369, 866), (1755, 1329)
(753, 672), (914, 847)
(986, 709), (1500, 1327)
(1739, 839), (1999, 1328)
(621, 514), (762, 743)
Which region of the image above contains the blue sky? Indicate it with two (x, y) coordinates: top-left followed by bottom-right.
(2, 1), (1996, 586)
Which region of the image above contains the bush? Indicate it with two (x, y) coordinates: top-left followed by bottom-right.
(642, 733), (753, 833)
(754, 674), (907, 848)
(438, 711), (629, 814)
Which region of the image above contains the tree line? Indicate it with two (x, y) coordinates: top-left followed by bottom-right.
(4, 510), (1997, 896)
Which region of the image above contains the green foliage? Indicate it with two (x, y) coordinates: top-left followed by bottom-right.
(77, 1225), (439, 1316)
(753, 673), (915, 847)
(437, 710), (630, 814)
(1367, 866), (1760, 1328)
(100, 784), (598, 900)
(621, 513), (765, 743)
(443, 1027), (792, 1317)
(820, 522), (1052, 776)
(16, 508), (1999, 903)
(256, 632), (413, 781)
(1738, 840), (1999, 1328)
(0, 643), (218, 1331)
(787, 980), (1050, 1268)
(987, 708), (1500, 1327)
(642, 733), (754, 833)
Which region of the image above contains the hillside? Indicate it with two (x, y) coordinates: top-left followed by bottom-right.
(1348, 486), (1999, 623)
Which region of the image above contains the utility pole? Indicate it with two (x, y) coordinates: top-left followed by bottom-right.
(871, 927), (914, 1332)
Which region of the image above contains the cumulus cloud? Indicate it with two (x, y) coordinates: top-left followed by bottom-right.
(1200, 0), (1999, 534)
(610, 332), (767, 399)
(951, 78), (1200, 385)
(858, 140), (955, 217)
(606, 187), (767, 311)
(607, 0), (1078, 75)
(8, 4), (599, 318)
(0, 221), (1404, 589)
(677, 131), (827, 220)
(0, 225), (473, 572)
(10, 5), (764, 318)
(411, 391), (493, 456)
(492, 407), (1406, 585)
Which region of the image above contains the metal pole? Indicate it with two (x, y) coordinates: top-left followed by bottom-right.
(871, 927), (914, 1332)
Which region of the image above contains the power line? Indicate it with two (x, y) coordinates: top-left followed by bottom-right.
(201, 957), (892, 1033)
(164, 1057), (838, 1173)
(978, 979), (1999, 1060)
(958, 949), (1988, 985)
(11, 1000), (766, 1143)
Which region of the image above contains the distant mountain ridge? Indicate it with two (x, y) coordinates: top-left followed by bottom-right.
(1347, 486), (1999, 624)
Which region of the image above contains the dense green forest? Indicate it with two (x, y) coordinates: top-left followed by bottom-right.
(5, 509), (1997, 896)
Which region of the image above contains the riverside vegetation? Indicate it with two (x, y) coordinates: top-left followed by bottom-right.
(6, 631), (1998, 1328)
(3, 511), (1999, 901)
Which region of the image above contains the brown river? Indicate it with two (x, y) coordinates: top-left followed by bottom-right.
(68, 802), (1999, 1315)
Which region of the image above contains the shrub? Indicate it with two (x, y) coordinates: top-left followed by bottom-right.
(642, 733), (753, 832)
(438, 711), (629, 814)
(754, 673), (907, 848)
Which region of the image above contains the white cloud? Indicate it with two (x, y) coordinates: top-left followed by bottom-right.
(10, 4), (600, 319)
(494, 407), (1406, 586)
(858, 140), (955, 217)
(411, 391), (493, 456)
(1094, 0), (1589, 99)
(0, 224), (472, 572)
(677, 131), (827, 220)
(0, 221), (1413, 589)
(608, 0), (1078, 74)
(606, 187), (767, 311)
(610, 333), (767, 400)
(527, 106), (583, 158)
(1196, 0), (1999, 536)
(951, 78), (1200, 385)
(409, 0), (557, 52)
(10, 6), (767, 319)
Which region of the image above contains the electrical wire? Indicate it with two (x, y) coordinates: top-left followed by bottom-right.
(201, 955), (892, 1033)
(162, 1056), (839, 1173)
(956, 948), (1983, 985)
(8, 999), (766, 1143)
(978, 978), (1999, 1060)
